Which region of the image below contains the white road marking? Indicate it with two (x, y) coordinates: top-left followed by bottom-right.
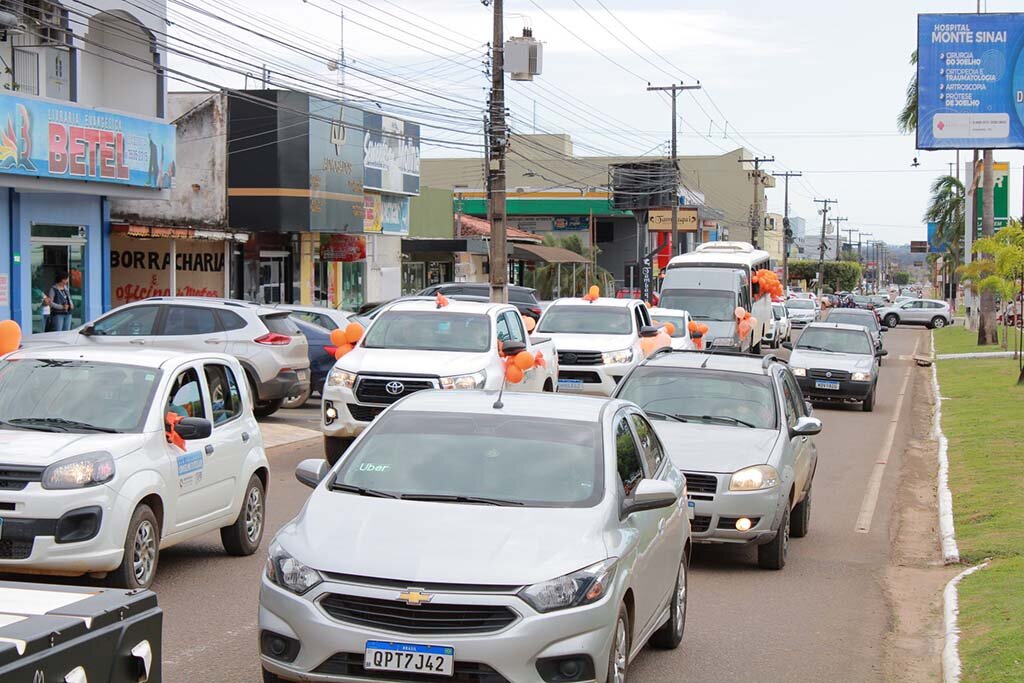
(855, 338), (919, 533)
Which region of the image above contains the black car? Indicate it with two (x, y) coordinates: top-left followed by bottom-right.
(822, 307), (886, 355)
(286, 318), (335, 408)
(419, 283), (543, 320)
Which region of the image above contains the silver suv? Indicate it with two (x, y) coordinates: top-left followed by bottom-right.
(614, 349), (821, 570)
(26, 297), (309, 417)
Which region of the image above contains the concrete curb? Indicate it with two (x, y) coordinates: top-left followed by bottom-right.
(931, 332), (960, 564)
(942, 561), (989, 683)
(936, 351), (1017, 360)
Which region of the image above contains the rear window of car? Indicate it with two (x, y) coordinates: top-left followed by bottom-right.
(261, 314), (301, 335)
(826, 311), (878, 330)
(509, 289), (539, 304)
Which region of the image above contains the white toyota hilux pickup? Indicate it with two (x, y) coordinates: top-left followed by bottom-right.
(320, 298), (558, 464)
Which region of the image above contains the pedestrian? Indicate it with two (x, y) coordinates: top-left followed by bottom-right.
(39, 292), (51, 332)
(47, 272), (73, 332)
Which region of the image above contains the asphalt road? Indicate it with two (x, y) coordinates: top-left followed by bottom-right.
(154, 326), (928, 683)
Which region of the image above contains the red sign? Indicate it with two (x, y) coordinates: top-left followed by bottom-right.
(49, 123), (130, 181)
(321, 233), (366, 262)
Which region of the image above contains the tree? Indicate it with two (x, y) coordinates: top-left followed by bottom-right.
(924, 174), (965, 306)
(787, 260), (862, 292)
(893, 271), (911, 286)
(897, 50), (918, 134)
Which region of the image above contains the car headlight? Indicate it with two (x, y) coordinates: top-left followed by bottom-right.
(265, 543), (322, 595)
(791, 367), (807, 377)
(601, 348), (634, 365)
(729, 465), (779, 492)
(518, 558), (617, 613)
(851, 372), (871, 381)
(439, 370), (486, 390)
(41, 452), (115, 490)
(327, 368), (357, 389)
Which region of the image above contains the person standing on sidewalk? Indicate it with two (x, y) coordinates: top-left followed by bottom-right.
(47, 272), (73, 332)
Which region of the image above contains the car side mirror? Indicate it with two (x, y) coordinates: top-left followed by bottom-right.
(782, 341), (794, 350)
(501, 340), (527, 356)
(295, 458), (329, 489)
(877, 349), (889, 357)
(639, 325), (660, 338)
(623, 479), (677, 516)
(173, 417), (212, 441)
(791, 415), (822, 437)
(78, 324), (94, 336)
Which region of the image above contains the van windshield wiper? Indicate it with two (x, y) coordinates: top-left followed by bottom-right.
(643, 411), (689, 424)
(399, 493), (525, 506)
(7, 418), (120, 433)
(329, 482), (399, 498)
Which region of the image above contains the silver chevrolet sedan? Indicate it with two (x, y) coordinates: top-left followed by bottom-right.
(259, 390), (691, 683)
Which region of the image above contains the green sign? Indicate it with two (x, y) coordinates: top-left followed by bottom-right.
(975, 162), (1009, 237)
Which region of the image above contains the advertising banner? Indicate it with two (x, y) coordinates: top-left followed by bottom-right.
(363, 193), (382, 233)
(553, 216), (589, 231)
(363, 112), (420, 195)
(309, 99), (364, 233)
(320, 233), (366, 262)
(916, 13), (1024, 149)
(927, 222), (946, 253)
(647, 207), (699, 231)
(975, 161), (1010, 234)
(109, 235), (224, 306)
(380, 195), (410, 235)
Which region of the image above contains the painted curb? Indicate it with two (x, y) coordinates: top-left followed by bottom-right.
(931, 331), (960, 564)
(936, 351), (1017, 360)
(942, 561), (989, 683)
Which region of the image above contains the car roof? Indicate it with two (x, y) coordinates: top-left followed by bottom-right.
(649, 307), (689, 317)
(804, 321), (871, 333)
(272, 304), (353, 317)
(383, 298), (510, 315)
(639, 349), (778, 376)
(548, 297), (638, 308)
(6, 345), (237, 370)
(138, 296), (282, 317)
(391, 389), (623, 422)
(825, 308), (874, 317)
(434, 282), (535, 293)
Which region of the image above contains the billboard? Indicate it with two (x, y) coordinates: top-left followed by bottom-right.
(380, 195), (410, 235)
(0, 92), (175, 188)
(975, 161), (1010, 234)
(927, 222), (946, 253)
(916, 13), (1024, 150)
(309, 99), (364, 233)
(363, 113), (420, 195)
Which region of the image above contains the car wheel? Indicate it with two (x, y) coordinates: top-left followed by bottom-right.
(862, 385), (876, 412)
(109, 504), (160, 589)
(757, 504), (789, 570)
(253, 398), (284, 418)
(883, 314), (899, 328)
(325, 436), (355, 466)
(606, 603), (631, 683)
(262, 668), (282, 683)
(220, 475), (266, 556)
(543, 379), (554, 393)
(651, 560), (687, 650)
(790, 487), (811, 538)
(931, 316), (947, 329)
(282, 386), (311, 409)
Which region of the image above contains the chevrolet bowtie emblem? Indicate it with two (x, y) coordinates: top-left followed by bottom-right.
(398, 590), (433, 606)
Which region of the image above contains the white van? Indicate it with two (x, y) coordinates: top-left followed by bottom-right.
(660, 242), (772, 353)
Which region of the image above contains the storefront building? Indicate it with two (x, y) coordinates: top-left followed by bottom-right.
(402, 187), (457, 293)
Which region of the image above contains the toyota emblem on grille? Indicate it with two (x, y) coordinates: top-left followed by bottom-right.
(825, 371), (833, 378)
(385, 381), (405, 395)
(562, 353), (578, 364)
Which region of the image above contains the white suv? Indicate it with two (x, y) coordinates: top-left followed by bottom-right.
(26, 297), (309, 417)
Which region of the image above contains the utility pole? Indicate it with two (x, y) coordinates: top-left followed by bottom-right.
(486, 0), (508, 303)
(831, 216), (848, 262)
(738, 156), (774, 249)
(858, 232), (872, 290)
(813, 198), (837, 299)
(648, 83), (702, 257)
(775, 171), (801, 294)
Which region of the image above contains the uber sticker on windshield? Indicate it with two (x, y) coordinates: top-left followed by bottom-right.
(177, 450), (204, 488)
(357, 462), (391, 473)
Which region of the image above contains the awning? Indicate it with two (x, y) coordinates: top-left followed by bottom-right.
(512, 243), (589, 264)
(113, 223), (249, 242)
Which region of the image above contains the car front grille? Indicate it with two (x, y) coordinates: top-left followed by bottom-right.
(690, 515), (712, 533)
(0, 465), (44, 492)
(682, 472), (718, 495)
(558, 371), (603, 384)
(319, 593), (518, 635)
(557, 350), (603, 366)
(313, 653), (510, 683)
(0, 539), (33, 559)
(347, 403), (386, 422)
(809, 369), (850, 381)
(355, 377), (436, 405)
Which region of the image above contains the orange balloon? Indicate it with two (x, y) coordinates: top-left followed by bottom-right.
(329, 328), (347, 347)
(0, 320), (20, 355)
(743, 311), (751, 320)
(505, 363), (524, 383)
(738, 321), (752, 339)
(748, 316), (758, 328)
(588, 285), (600, 299)
(640, 336), (656, 356)
(698, 323), (709, 335)
(344, 322), (364, 344)
(514, 351), (535, 370)
(522, 315), (536, 333)
(334, 343), (354, 359)
(534, 350), (546, 368)
(663, 322), (676, 336)
(734, 306), (745, 319)
(687, 320), (698, 333)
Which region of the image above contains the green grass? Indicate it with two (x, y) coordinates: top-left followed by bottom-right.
(933, 325), (1018, 355)
(938, 357), (1024, 682)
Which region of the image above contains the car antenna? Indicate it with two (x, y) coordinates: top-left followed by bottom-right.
(700, 343), (717, 368)
(492, 368), (508, 410)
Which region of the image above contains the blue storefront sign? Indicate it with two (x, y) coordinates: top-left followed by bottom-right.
(0, 92), (175, 187)
(380, 195), (410, 235)
(917, 13), (1024, 150)
(363, 112), (420, 196)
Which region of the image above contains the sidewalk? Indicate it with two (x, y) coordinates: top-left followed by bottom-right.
(257, 398), (323, 450)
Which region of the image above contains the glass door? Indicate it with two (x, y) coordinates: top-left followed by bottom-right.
(258, 256), (286, 304)
(341, 261), (365, 311)
(30, 237), (85, 333)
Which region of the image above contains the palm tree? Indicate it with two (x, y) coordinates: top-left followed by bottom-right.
(924, 175), (965, 305)
(897, 50), (918, 134)
(532, 234), (613, 299)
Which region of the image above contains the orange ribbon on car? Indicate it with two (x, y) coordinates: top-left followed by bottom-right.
(165, 412), (186, 450)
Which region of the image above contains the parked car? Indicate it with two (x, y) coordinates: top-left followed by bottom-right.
(23, 297), (310, 418)
(785, 322), (886, 411)
(766, 303), (792, 348)
(0, 347), (269, 588)
(615, 350), (821, 569)
(284, 318), (335, 409)
(320, 298), (558, 464)
(649, 306), (696, 351)
(785, 298), (818, 327)
(262, 390), (690, 683)
(419, 283), (544, 321)
(273, 304), (356, 331)
(869, 295), (890, 308)
(823, 307), (886, 355)
(538, 297), (662, 396)
(876, 298), (953, 329)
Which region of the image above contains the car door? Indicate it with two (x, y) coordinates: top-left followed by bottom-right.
(157, 305), (227, 353)
(780, 369), (812, 500)
(201, 362), (248, 524)
(84, 304), (163, 348)
(901, 300), (925, 323)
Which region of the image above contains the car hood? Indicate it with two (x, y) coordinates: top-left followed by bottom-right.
(537, 333), (634, 353)
(651, 422), (779, 473)
(789, 349), (873, 373)
(278, 493), (609, 585)
(338, 347), (492, 377)
(0, 430), (149, 467)
(19, 331), (81, 347)
(788, 309), (817, 319)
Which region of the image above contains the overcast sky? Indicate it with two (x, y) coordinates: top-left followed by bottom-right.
(167, 0), (1024, 245)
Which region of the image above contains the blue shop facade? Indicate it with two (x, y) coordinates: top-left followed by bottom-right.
(0, 92), (175, 334)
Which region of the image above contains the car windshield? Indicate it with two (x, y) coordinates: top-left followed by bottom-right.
(0, 359), (161, 433)
(362, 311), (491, 352)
(538, 306), (632, 334)
(787, 299), (815, 310)
(617, 367), (778, 430)
(653, 315), (687, 338)
(796, 328), (873, 355)
(658, 289), (736, 321)
(826, 311), (879, 330)
(333, 411), (604, 507)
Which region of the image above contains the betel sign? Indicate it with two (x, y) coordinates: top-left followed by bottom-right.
(916, 13), (1024, 150)
(0, 92), (175, 187)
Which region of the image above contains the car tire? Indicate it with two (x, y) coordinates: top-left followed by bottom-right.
(931, 316), (947, 329)
(325, 436), (355, 466)
(757, 504), (789, 570)
(220, 475), (266, 556)
(883, 314), (899, 328)
(862, 385), (876, 412)
(651, 559), (687, 650)
(543, 379), (554, 393)
(262, 668), (282, 683)
(282, 386), (311, 409)
(790, 487), (811, 538)
(606, 603), (631, 683)
(109, 504), (160, 590)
